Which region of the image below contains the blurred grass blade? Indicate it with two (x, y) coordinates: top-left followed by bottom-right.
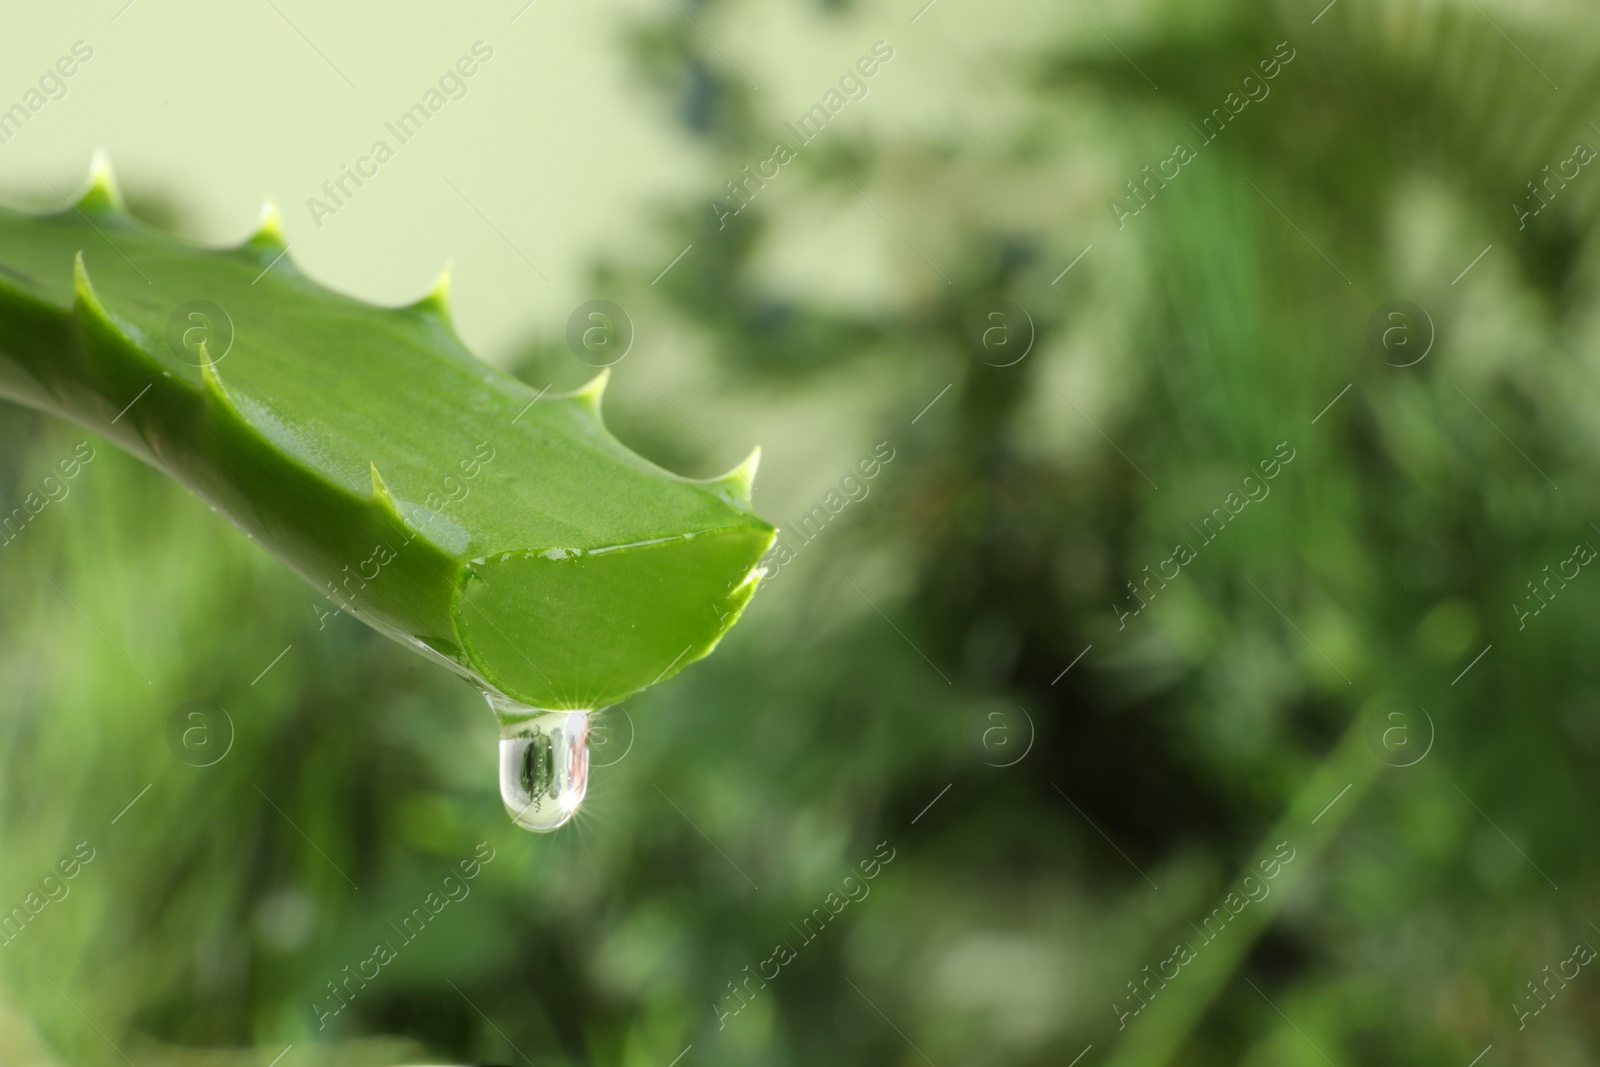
(1104, 719), (1383, 1067)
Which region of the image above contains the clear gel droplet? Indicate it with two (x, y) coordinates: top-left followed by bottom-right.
(486, 693), (589, 832)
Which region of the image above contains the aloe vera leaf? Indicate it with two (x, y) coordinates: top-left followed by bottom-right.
(0, 159), (774, 709)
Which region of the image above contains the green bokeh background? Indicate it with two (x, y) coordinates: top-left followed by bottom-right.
(4, 0), (1600, 1064)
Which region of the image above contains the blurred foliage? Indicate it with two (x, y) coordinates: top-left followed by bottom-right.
(6, 0), (1600, 1064)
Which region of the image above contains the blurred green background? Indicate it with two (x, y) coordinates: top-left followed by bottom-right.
(5, 0), (1600, 1063)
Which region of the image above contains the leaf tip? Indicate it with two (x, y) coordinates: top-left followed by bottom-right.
(572, 367), (610, 409)
(706, 446), (760, 509)
(368, 463), (424, 543)
(71, 250), (107, 313)
(248, 200), (287, 249)
(370, 462), (396, 506)
(408, 262), (453, 321)
(193, 339), (249, 418)
(198, 341), (224, 390)
(77, 151), (126, 215)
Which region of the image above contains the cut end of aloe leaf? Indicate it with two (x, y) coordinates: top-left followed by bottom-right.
(0, 156), (776, 711)
(460, 526), (771, 708)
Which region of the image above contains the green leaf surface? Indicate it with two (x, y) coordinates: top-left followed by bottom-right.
(0, 159), (774, 709)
